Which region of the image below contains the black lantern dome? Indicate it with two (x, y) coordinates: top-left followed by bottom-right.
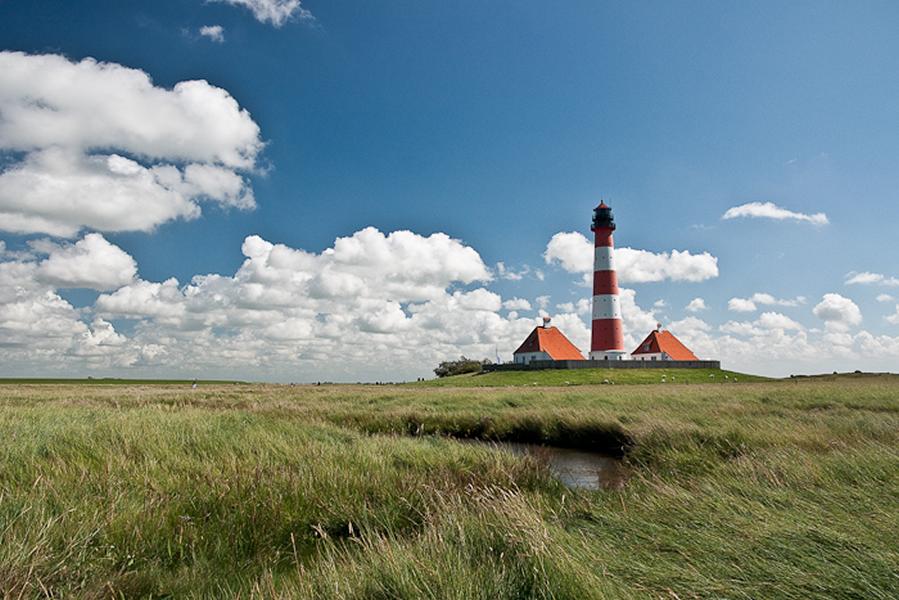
(591, 201), (615, 231)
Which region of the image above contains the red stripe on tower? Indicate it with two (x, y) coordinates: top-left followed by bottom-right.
(589, 201), (628, 360)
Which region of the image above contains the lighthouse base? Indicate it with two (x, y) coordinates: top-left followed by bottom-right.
(589, 350), (630, 361)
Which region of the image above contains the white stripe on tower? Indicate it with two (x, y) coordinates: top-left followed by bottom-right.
(591, 294), (622, 320)
(593, 245), (615, 271)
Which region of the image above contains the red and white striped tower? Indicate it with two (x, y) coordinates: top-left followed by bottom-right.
(589, 201), (627, 360)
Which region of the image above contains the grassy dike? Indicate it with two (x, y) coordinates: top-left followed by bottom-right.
(0, 376), (897, 598)
(415, 367), (767, 387)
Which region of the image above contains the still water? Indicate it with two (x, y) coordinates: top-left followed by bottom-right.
(463, 440), (627, 490)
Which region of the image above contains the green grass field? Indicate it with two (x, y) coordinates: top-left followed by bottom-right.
(1, 375), (897, 598)
(0, 378), (246, 385)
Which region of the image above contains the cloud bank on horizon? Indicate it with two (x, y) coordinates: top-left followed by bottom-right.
(1, 50), (898, 380)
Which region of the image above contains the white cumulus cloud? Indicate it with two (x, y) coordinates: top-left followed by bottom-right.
(616, 247), (719, 283)
(544, 232), (718, 283)
(845, 271), (899, 287)
(667, 316), (711, 334)
(543, 232), (593, 273)
(685, 297), (707, 313)
(728, 297), (758, 313)
(727, 292), (806, 312)
(722, 202), (828, 225)
(211, 0), (314, 27)
(813, 293), (862, 332)
(757, 311), (804, 331)
(719, 312), (803, 337)
(502, 298), (532, 311)
(885, 305), (899, 326)
(95, 278), (187, 323)
(0, 253), (137, 368)
(199, 25), (225, 42)
(495, 262), (541, 281)
(35, 233), (137, 291)
(88, 227), (519, 378)
(0, 51), (263, 237)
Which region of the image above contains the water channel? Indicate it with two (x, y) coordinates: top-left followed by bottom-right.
(462, 440), (627, 490)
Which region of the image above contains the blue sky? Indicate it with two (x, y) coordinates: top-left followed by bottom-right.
(1, 0), (898, 380)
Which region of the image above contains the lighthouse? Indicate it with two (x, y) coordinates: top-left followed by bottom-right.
(589, 201), (628, 360)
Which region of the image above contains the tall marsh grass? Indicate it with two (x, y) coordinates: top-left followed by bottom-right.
(0, 377), (897, 598)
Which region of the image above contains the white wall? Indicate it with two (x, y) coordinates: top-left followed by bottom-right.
(588, 350), (629, 360)
(632, 352), (671, 361)
(513, 351), (551, 365)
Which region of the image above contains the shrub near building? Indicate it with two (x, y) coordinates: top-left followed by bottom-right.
(433, 356), (492, 378)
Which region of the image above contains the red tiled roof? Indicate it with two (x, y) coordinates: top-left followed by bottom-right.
(631, 330), (698, 360)
(513, 326), (586, 360)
